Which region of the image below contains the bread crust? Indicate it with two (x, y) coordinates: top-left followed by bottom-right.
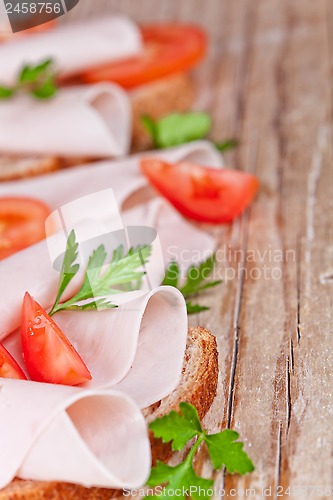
(0, 74), (194, 182)
(0, 327), (218, 500)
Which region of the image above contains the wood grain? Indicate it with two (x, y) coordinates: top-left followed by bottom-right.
(66, 0), (333, 498)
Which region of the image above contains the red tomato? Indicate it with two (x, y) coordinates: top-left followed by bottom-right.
(140, 159), (259, 224)
(81, 24), (207, 89)
(0, 197), (51, 260)
(0, 343), (27, 380)
(21, 293), (92, 386)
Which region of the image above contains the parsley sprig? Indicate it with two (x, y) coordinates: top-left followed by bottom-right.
(0, 58), (58, 100)
(141, 112), (239, 152)
(49, 230), (151, 316)
(163, 255), (222, 314)
(148, 402), (254, 499)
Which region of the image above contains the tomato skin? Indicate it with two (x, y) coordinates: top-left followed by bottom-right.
(21, 293), (92, 386)
(0, 343), (27, 380)
(0, 197), (51, 261)
(140, 159), (259, 224)
(80, 24), (207, 89)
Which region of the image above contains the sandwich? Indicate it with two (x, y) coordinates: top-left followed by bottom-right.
(0, 143), (229, 497)
(0, 18), (206, 180)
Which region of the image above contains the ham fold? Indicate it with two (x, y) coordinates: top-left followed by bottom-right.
(0, 16), (142, 85)
(0, 142), (222, 489)
(0, 379), (150, 489)
(0, 84), (131, 157)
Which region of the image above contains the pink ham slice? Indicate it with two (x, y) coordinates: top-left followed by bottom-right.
(0, 16), (142, 86)
(0, 379), (150, 489)
(0, 84), (132, 158)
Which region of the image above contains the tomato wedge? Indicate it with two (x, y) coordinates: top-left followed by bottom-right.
(21, 293), (92, 386)
(140, 159), (259, 224)
(0, 343), (27, 380)
(0, 197), (51, 260)
(81, 24), (207, 89)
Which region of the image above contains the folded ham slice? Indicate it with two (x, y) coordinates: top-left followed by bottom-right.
(0, 379), (150, 489)
(0, 84), (131, 157)
(0, 16), (142, 85)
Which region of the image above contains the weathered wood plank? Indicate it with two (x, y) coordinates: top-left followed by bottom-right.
(218, 0), (333, 497)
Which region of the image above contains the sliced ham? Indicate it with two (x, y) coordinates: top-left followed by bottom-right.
(0, 84), (132, 158)
(0, 16), (142, 85)
(0, 379), (150, 489)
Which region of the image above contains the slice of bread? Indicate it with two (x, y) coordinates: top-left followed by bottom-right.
(0, 326), (218, 499)
(0, 73), (194, 182)
(0, 155), (61, 181)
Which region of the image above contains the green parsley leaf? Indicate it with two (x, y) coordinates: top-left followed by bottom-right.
(162, 255), (222, 315)
(214, 138), (240, 152)
(162, 261), (180, 288)
(142, 112), (212, 149)
(49, 230), (79, 316)
(180, 255), (217, 297)
(186, 302), (210, 315)
(59, 297), (117, 312)
(49, 231), (152, 315)
(205, 430), (255, 475)
(32, 74), (58, 99)
(148, 403), (254, 499)
(0, 86), (14, 98)
(141, 115), (158, 145)
(150, 402), (202, 451)
(147, 460), (213, 500)
(19, 58), (53, 84)
(141, 112), (240, 153)
(0, 58), (58, 100)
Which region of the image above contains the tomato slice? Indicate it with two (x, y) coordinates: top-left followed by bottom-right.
(0, 343), (27, 380)
(21, 293), (92, 386)
(140, 159), (259, 224)
(81, 24), (207, 89)
(0, 197), (51, 260)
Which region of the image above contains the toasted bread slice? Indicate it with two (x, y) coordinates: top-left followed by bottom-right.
(0, 155), (61, 181)
(0, 74), (194, 182)
(0, 327), (218, 500)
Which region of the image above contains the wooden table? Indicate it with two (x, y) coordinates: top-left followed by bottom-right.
(68, 1), (333, 498)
